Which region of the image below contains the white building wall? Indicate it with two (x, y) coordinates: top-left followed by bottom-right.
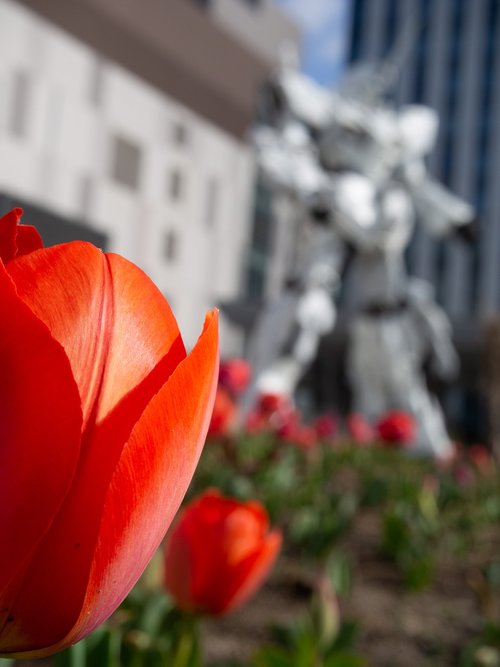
(0, 0), (254, 351)
(209, 0), (300, 65)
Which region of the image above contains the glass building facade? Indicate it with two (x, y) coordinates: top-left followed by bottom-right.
(347, 0), (500, 323)
(345, 0), (500, 439)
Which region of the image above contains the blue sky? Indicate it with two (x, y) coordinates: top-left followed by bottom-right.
(273, 0), (351, 87)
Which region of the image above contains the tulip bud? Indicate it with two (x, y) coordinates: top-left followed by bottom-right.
(474, 645), (500, 667)
(310, 576), (340, 651)
(164, 490), (281, 616)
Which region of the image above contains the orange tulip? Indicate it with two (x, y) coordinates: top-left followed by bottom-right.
(164, 490), (281, 615)
(0, 209), (219, 658)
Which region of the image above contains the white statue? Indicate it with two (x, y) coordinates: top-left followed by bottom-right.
(248, 45), (476, 458)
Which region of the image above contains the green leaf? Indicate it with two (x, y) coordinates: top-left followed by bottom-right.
(54, 640), (87, 667)
(325, 551), (351, 598)
(252, 646), (293, 667)
(137, 590), (172, 638)
(325, 651), (367, 667)
(330, 621), (360, 653)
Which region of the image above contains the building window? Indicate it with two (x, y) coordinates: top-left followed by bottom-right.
(89, 56), (105, 107)
(168, 169), (184, 201)
(111, 135), (141, 190)
(9, 70), (30, 138)
(349, 0), (367, 62)
(164, 230), (178, 262)
(205, 178), (219, 229)
(79, 174), (94, 220)
(172, 122), (189, 147)
(384, 0), (398, 55)
(246, 181), (273, 300)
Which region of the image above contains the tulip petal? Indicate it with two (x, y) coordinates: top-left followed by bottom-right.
(0, 209), (21, 263)
(164, 493), (280, 616)
(0, 264), (82, 634)
(220, 530), (282, 614)
(72, 310), (219, 641)
(15, 224), (43, 258)
(0, 209), (42, 264)
(96, 253), (185, 423)
(0, 311), (218, 657)
(7, 245), (184, 428)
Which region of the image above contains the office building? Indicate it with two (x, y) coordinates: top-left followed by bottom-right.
(0, 0), (296, 349)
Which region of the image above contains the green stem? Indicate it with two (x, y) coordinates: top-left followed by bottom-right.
(171, 614), (200, 667)
(66, 641), (86, 667)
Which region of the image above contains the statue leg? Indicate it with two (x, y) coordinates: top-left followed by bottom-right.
(348, 316), (389, 419)
(384, 311), (454, 458)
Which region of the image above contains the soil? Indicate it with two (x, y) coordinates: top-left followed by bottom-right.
(203, 509), (500, 667)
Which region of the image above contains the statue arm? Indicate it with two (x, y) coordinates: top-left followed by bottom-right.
(252, 124), (328, 200)
(409, 177), (475, 239)
(407, 280), (459, 380)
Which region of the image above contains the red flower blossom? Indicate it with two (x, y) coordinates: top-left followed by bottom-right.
(375, 410), (416, 445)
(207, 388), (236, 438)
(256, 392), (289, 416)
(291, 425), (318, 449)
(468, 444), (493, 474)
(274, 408), (300, 440)
(346, 413), (374, 444)
(313, 413), (338, 440)
(0, 209), (219, 658)
(164, 490), (281, 616)
(245, 409), (268, 435)
(454, 463), (475, 489)
(274, 412), (317, 449)
(219, 358), (251, 395)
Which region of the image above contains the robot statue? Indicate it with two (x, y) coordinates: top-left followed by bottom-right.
(247, 44), (476, 458)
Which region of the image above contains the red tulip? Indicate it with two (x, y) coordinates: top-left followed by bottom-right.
(0, 209), (219, 658)
(244, 408), (268, 435)
(257, 392), (289, 415)
(291, 425), (318, 449)
(375, 410), (416, 445)
(219, 358), (251, 395)
(313, 413), (338, 440)
(274, 408), (300, 440)
(274, 412), (317, 449)
(164, 490), (281, 615)
(346, 413), (374, 444)
(468, 444), (493, 474)
(454, 463), (475, 489)
(207, 387), (236, 438)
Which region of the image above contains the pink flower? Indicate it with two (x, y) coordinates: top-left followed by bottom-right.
(313, 413), (338, 440)
(346, 413), (374, 444)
